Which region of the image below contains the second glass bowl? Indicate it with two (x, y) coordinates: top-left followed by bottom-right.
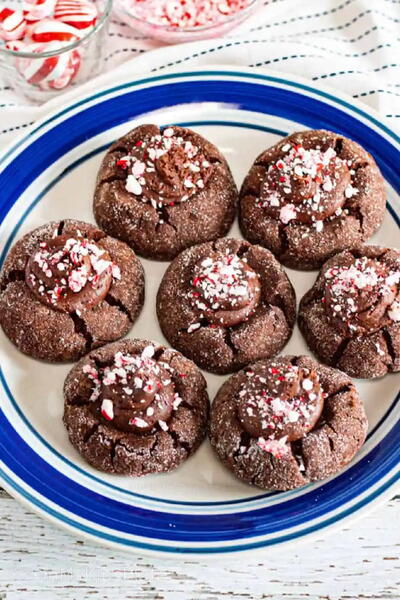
(114, 0), (261, 44)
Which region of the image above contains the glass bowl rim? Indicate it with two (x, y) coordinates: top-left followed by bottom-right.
(0, 0), (113, 59)
(117, 0), (260, 35)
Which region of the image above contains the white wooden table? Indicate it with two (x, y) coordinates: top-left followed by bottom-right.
(0, 488), (398, 599)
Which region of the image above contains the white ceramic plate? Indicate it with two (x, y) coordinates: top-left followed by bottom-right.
(0, 67), (398, 556)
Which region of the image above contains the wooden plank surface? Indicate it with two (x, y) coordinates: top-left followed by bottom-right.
(0, 491), (398, 600)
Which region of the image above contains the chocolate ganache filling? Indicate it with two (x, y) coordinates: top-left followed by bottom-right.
(189, 252), (261, 328)
(323, 257), (400, 336)
(259, 141), (357, 229)
(83, 345), (181, 434)
(117, 127), (214, 208)
(237, 363), (324, 457)
(25, 234), (120, 313)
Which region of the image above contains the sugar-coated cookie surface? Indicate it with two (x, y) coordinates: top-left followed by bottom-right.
(63, 339), (209, 475)
(0, 219), (144, 362)
(239, 129), (386, 270)
(93, 124), (238, 260)
(209, 355), (368, 491)
(299, 245), (400, 378)
(156, 238), (296, 374)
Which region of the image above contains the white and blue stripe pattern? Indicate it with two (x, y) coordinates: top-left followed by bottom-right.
(0, 69), (398, 556)
(0, 0), (399, 146)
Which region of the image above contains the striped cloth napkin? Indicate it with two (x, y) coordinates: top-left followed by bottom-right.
(0, 0), (399, 149)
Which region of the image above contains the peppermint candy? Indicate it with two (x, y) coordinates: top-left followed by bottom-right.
(0, 8), (27, 41)
(54, 0), (97, 29)
(126, 0), (251, 29)
(23, 0), (57, 22)
(5, 39), (26, 51)
(27, 18), (82, 42)
(1, 0), (98, 91)
(16, 41), (81, 90)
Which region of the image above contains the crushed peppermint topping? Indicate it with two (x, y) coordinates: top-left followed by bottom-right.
(258, 139), (357, 228)
(129, 417), (148, 428)
(187, 251), (259, 331)
(101, 399), (114, 421)
(27, 235), (120, 309)
(279, 203), (297, 224)
(344, 184), (358, 198)
(82, 346), (183, 432)
(324, 257), (400, 330)
(117, 127), (212, 212)
(389, 299), (400, 321)
(141, 344), (155, 359)
(257, 436), (289, 459)
(192, 254), (252, 308)
(238, 363), (324, 459)
(126, 175), (143, 195)
(83, 363), (101, 401)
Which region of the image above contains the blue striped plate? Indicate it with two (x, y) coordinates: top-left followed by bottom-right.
(0, 67), (399, 556)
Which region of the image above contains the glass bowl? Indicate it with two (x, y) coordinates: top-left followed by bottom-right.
(0, 0), (112, 103)
(114, 0), (262, 44)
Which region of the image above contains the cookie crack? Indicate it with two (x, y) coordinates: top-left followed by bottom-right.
(346, 204), (365, 235)
(300, 291), (323, 311)
(92, 356), (112, 370)
(324, 385), (352, 402)
(57, 220), (65, 236)
(176, 399), (193, 411)
(382, 328), (397, 368)
(324, 428), (336, 452)
(254, 159), (269, 169)
(350, 247), (388, 260)
(155, 206), (178, 233)
(223, 328), (239, 355)
(208, 156), (222, 166)
(236, 244), (251, 259)
(116, 436), (158, 459)
(331, 337), (351, 366)
(175, 399), (204, 422)
(290, 439), (307, 474)
(278, 224), (290, 256)
(83, 423), (99, 444)
(289, 356), (301, 367)
(153, 346), (167, 361)
(268, 295), (292, 326)
(99, 173), (127, 187)
(169, 429), (191, 454)
(179, 317), (211, 334)
(109, 144), (129, 156)
(232, 430), (252, 460)
(0, 268), (25, 291)
(68, 394), (93, 407)
(110, 438), (118, 467)
(334, 137), (344, 157)
(353, 161), (369, 172)
(70, 313), (93, 353)
(105, 293), (132, 320)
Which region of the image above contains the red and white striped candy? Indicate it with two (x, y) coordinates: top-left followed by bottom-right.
(27, 18), (82, 42)
(5, 39), (26, 51)
(54, 0), (97, 30)
(15, 41), (81, 90)
(48, 48), (80, 88)
(23, 0), (57, 22)
(0, 8), (27, 41)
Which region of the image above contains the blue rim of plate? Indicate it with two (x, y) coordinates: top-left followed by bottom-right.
(0, 68), (399, 555)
